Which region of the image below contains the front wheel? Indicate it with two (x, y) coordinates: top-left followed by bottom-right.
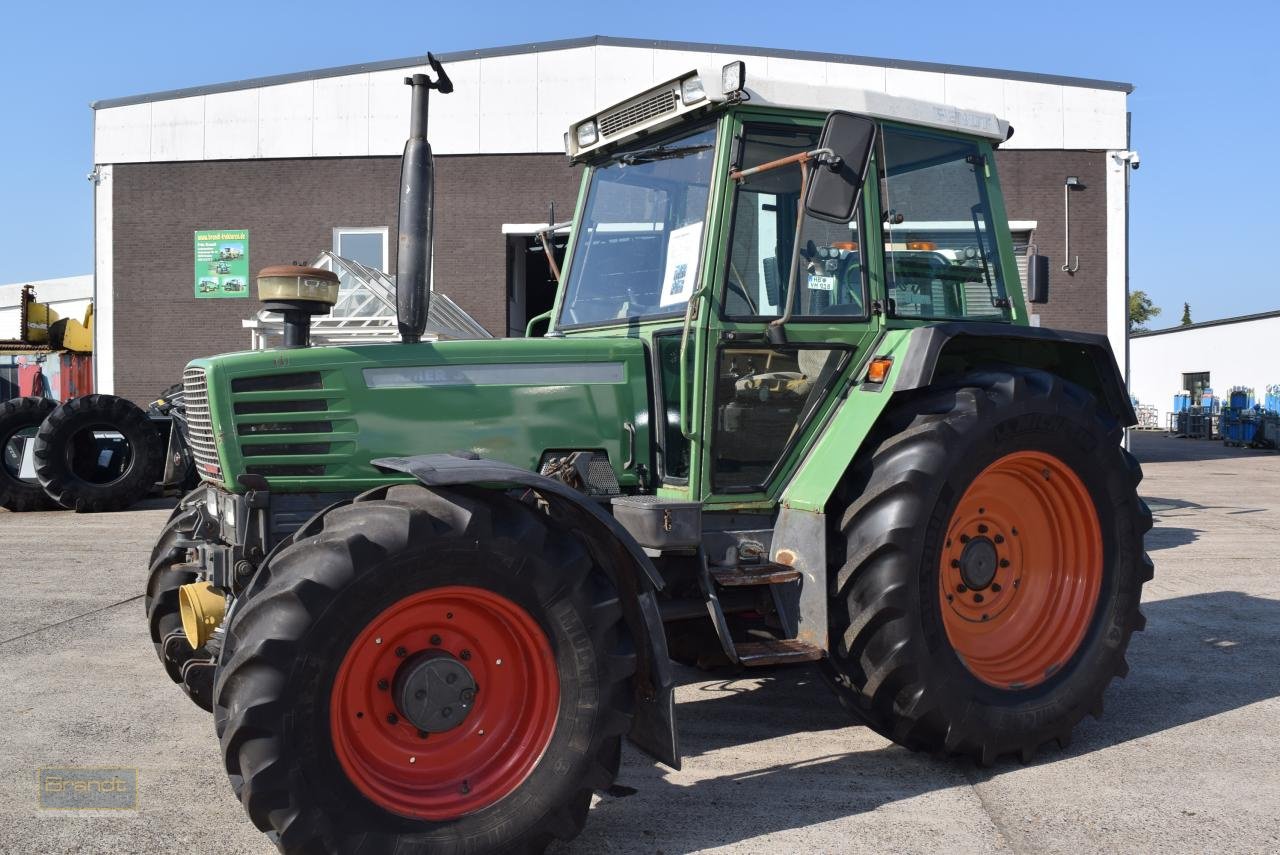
(825, 368), (1153, 764)
(213, 484), (635, 853)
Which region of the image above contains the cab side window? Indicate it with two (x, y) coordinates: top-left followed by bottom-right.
(723, 126), (867, 321)
(879, 126), (1009, 320)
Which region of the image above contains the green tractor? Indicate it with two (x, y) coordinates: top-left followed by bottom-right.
(147, 53), (1152, 853)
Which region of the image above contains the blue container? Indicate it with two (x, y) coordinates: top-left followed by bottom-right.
(1173, 392), (1190, 414)
(1266, 385), (1280, 415)
(1229, 387), (1254, 410)
(1202, 388), (1217, 413)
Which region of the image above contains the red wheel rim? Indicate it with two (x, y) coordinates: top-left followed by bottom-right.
(330, 586), (560, 819)
(939, 451), (1103, 689)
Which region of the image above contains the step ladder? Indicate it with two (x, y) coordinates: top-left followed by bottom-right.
(697, 550), (824, 667)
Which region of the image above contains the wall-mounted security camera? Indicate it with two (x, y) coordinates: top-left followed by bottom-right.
(1114, 150), (1140, 170)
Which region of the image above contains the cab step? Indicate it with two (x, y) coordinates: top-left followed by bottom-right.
(710, 563), (802, 587)
(736, 639), (824, 667)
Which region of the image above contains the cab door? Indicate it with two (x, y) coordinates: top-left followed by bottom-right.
(698, 114), (883, 506)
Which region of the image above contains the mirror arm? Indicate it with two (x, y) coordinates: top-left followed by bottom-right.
(729, 147), (834, 183)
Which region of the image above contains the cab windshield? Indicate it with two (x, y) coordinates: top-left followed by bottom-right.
(558, 125), (717, 328)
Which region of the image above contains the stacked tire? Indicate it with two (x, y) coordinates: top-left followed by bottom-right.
(0, 393), (165, 513)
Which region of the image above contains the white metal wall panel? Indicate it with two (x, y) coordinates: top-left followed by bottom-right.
(424, 60), (482, 155)
(314, 73), (371, 157)
(536, 47), (595, 152)
(885, 67), (946, 102)
(204, 88), (259, 160)
(367, 67), (413, 156)
(824, 62), (887, 92)
(653, 48), (708, 82)
(95, 102), (151, 164)
(1002, 80), (1065, 148)
(594, 45), (655, 110)
(1063, 86), (1126, 150)
(93, 43), (1131, 163)
(766, 57), (823, 86)
(150, 96), (205, 161)
(478, 53), (539, 153)
(258, 81), (314, 158)
(943, 74), (1005, 118)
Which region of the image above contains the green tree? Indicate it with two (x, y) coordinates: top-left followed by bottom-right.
(1128, 290), (1161, 332)
(1181, 302), (1193, 325)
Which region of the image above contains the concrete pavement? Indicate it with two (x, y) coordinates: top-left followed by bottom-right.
(1, 432), (1277, 853)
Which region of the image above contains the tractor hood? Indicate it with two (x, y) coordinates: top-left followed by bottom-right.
(183, 337), (652, 494)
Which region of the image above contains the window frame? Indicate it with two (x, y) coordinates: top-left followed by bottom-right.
(708, 341), (856, 494)
(876, 124), (1012, 324)
(332, 226), (390, 273)
(717, 121), (871, 325)
(554, 122), (722, 334)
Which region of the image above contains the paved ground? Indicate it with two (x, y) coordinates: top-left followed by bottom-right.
(1, 432), (1277, 853)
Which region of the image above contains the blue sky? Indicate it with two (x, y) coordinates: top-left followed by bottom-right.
(2, 0), (1275, 328)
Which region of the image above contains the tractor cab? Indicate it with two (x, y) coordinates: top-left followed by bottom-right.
(551, 63), (1022, 500)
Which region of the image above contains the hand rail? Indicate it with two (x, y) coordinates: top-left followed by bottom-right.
(678, 283), (708, 439)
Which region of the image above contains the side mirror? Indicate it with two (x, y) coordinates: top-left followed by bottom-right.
(1026, 253), (1050, 303)
(805, 111), (877, 223)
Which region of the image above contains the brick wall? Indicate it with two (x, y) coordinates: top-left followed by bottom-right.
(994, 149), (1110, 335)
(111, 154), (581, 403)
(110, 148), (1109, 403)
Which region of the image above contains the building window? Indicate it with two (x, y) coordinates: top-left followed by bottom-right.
(333, 227), (389, 272)
(1182, 372), (1210, 404)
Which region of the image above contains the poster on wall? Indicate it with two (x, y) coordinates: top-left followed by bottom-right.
(194, 229), (250, 298)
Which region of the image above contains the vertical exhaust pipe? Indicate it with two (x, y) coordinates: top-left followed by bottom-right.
(396, 53), (452, 344)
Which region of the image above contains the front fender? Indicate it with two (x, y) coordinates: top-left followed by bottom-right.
(372, 453), (681, 770)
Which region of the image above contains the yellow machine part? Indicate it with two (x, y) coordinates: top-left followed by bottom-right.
(179, 582), (227, 650)
(53, 304), (94, 353)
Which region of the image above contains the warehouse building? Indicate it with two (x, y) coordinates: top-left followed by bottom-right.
(90, 36), (1135, 403)
(1130, 312), (1280, 425)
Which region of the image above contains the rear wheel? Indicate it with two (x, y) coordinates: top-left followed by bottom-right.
(214, 484), (634, 853)
(825, 368), (1153, 763)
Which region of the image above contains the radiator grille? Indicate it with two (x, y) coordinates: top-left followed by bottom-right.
(599, 88), (678, 138)
(183, 367), (221, 481)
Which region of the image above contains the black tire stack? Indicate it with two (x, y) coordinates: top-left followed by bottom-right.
(0, 392), (166, 513)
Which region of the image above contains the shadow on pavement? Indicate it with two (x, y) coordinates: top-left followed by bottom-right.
(565, 591), (1280, 853)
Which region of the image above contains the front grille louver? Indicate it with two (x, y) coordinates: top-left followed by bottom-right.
(599, 88), (678, 138)
(182, 367), (220, 480)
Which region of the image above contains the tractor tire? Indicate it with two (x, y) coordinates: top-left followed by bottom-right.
(34, 394), (164, 512)
(213, 484), (635, 854)
(824, 367), (1152, 765)
(0, 396), (59, 512)
(144, 493), (213, 709)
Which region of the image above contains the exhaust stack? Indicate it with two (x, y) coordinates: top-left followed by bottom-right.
(396, 53), (453, 344)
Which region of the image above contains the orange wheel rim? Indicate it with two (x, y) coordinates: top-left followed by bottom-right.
(939, 451), (1103, 689)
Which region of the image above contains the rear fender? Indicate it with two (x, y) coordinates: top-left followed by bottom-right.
(895, 323), (1136, 425)
(371, 453), (681, 769)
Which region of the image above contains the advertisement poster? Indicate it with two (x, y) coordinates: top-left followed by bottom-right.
(194, 229), (250, 298)
(658, 221), (703, 308)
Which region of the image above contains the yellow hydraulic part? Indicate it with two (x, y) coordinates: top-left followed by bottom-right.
(179, 582), (227, 650)
(11, 284), (94, 353)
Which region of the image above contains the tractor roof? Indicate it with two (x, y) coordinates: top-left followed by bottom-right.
(567, 66), (1010, 160)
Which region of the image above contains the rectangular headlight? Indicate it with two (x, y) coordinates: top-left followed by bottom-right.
(722, 60), (746, 95)
(680, 75), (706, 105)
(576, 120), (599, 147)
